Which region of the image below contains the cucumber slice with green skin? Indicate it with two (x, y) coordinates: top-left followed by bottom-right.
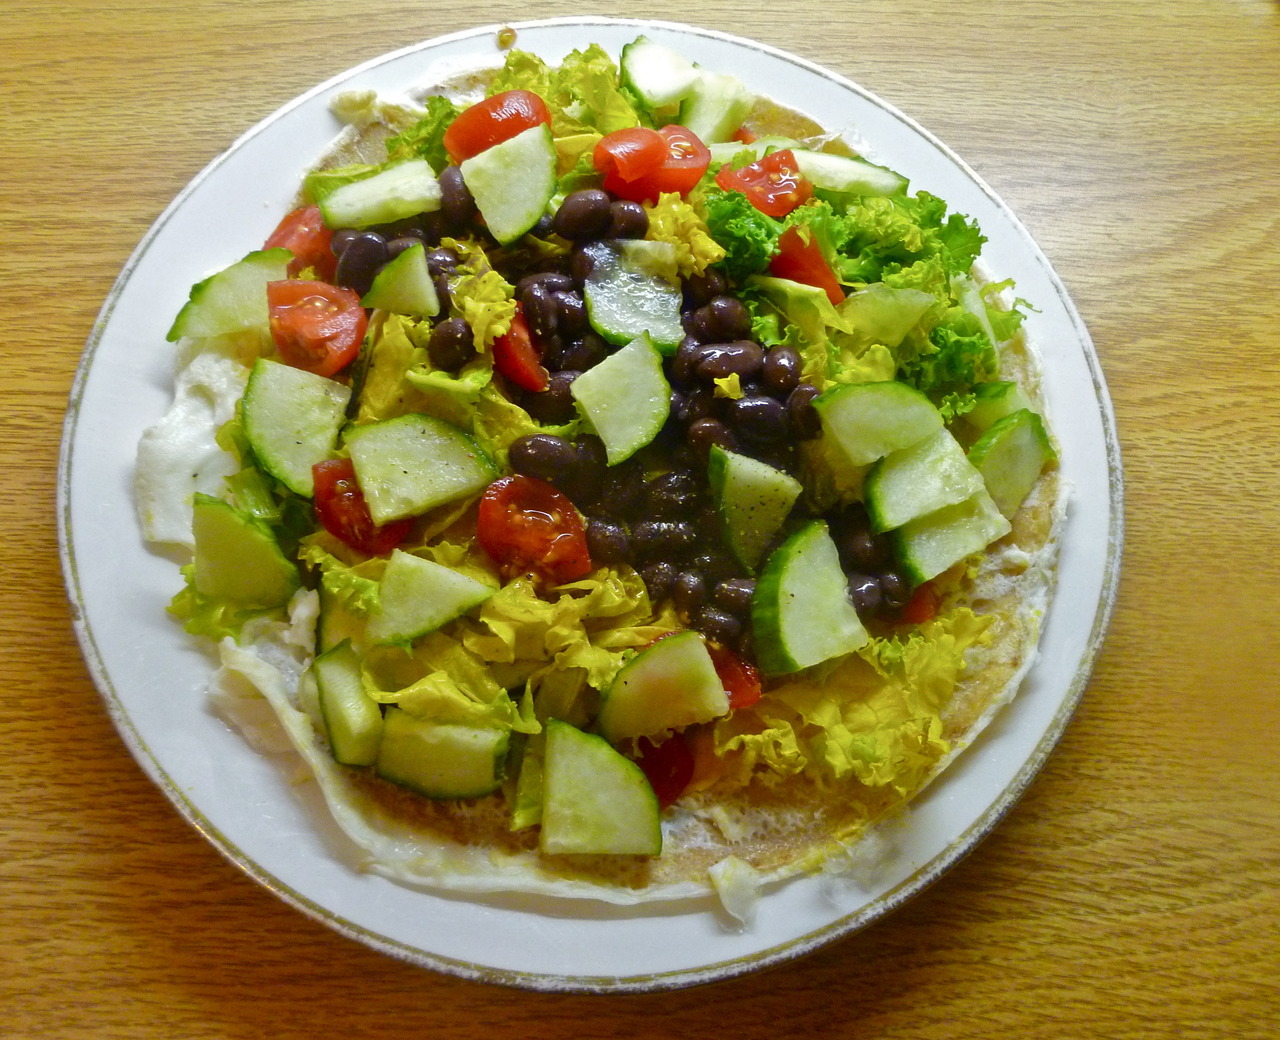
(539, 720), (661, 856)
(360, 241), (440, 317)
(375, 709), (509, 800)
(967, 408), (1057, 519)
(620, 35), (701, 108)
(677, 69), (754, 144)
(317, 583), (365, 654)
(752, 520), (869, 676)
(569, 332), (671, 466)
(314, 640), (383, 767)
(582, 240), (686, 352)
(316, 159), (441, 230)
(813, 380), (944, 468)
(964, 380), (1034, 433)
(241, 358), (350, 497)
(365, 549), (495, 646)
(459, 123), (557, 245)
(790, 149), (908, 197)
(345, 413), (497, 525)
(707, 135), (801, 166)
(191, 493), (298, 608)
(597, 630), (729, 743)
(864, 427), (987, 533)
(166, 248), (291, 342)
(707, 445), (803, 570)
(893, 488), (1013, 586)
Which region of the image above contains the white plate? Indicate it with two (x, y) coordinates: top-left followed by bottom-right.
(58, 17), (1122, 992)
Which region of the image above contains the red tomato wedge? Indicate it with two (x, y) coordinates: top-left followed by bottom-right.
(264, 204), (337, 281)
(476, 475), (592, 585)
(312, 458), (414, 556)
(707, 642), (762, 710)
(443, 89), (552, 163)
(492, 306), (549, 392)
(267, 280), (367, 377)
(635, 732), (696, 810)
(596, 124), (711, 202)
(715, 148), (813, 217)
(769, 225), (845, 306)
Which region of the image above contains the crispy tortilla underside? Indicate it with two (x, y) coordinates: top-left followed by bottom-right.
(227, 68), (1063, 905)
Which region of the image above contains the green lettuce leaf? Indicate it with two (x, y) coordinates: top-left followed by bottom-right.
(385, 95), (460, 172)
(701, 188), (782, 281)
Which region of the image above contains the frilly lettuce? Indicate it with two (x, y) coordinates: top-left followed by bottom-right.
(644, 193), (726, 277)
(701, 188), (781, 281)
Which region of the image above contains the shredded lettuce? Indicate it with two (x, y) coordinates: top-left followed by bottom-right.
(644, 193), (726, 277)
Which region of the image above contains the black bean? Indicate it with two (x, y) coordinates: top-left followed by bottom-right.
(426, 316), (473, 371)
(713, 577), (756, 614)
(552, 189), (614, 240)
(691, 295), (752, 342)
(640, 561), (678, 603)
(695, 340), (765, 382)
(586, 518), (631, 563)
(386, 235), (424, 260)
(694, 605), (742, 644)
(607, 200), (648, 239)
(516, 271), (575, 296)
(762, 346), (802, 398)
(438, 165), (476, 232)
(689, 547), (740, 584)
(879, 571), (911, 612)
(529, 214), (556, 238)
(520, 370), (579, 425)
(424, 247), (459, 276)
(432, 274), (452, 316)
(673, 570), (708, 617)
(571, 435), (609, 502)
(330, 228), (362, 256)
(684, 268), (727, 307)
(418, 210), (448, 245)
(631, 519), (697, 561)
(556, 332), (609, 371)
(786, 383), (822, 438)
(570, 243), (599, 284)
(522, 282), (559, 342)
(728, 394), (788, 444)
(508, 434), (581, 484)
(591, 462), (648, 520)
(847, 572), (883, 615)
(834, 524), (891, 572)
(554, 291), (589, 337)
(645, 470), (700, 517)
(686, 417), (739, 458)
(334, 230), (388, 295)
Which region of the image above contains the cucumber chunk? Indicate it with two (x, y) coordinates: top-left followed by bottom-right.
(813, 380), (943, 468)
(707, 135), (801, 166)
(366, 549), (495, 646)
(241, 358), (350, 497)
(166, 248), (291, 342)
(459, 124), (557, 245)
(345, 413), (497, 525)
(191, 493), (298, 608)
(314, 640), (383, 767)
(790, 148), (908, 197)
(707, 445), (803, 570)
(964, 380), (1035, 433)
(677, 69), (754, 144)
(597, 630), (729, 743)
(967, 408), (1057, 518)
(582, 240), (685, 352)
(620, 35), (701, 108)
(360, 241), (440, 317)
(569, 332), (671, 465)
(317, 159), (441, 229)
(375, 709), (509, 800)
(540, 720), (662, 856)
(864, 428), (986, 533)
(752, 520), (869, 676)
(893, 489), (1013, 586)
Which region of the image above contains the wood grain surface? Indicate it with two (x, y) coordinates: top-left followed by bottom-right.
(4, 1), (1278, 1037)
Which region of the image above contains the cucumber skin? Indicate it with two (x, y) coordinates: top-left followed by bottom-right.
(863, 428), (985, 534)
(375, 710), (509, 800)
(707, 445), (803, 570)
(166, 248), (291, 342)
(892, 489), (1012, 586)
(317, 159), (441, 230)
(967, 408), (1056, 518)
(314, 640), (383, 767)
(191, 493), (299, 609)
(597, 630), (728, 743)
(241, 359), (350, 497)
(813, 381), (944, 468)
(568, 333), (671, 465)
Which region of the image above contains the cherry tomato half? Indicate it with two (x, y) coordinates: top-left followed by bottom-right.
(707, 642), (762, 711)
(635, 732), (696, 810)
(597, 124), (711, 202)
(896, 581), (940, 626)
(714, 148), (813, 217)
(264, 204), (337, 281)
(769, 225), (845, 306)
(492, 306), (550, 392)
(476, 475), (593, 585)
(267, 280), (367, 377)
(443, 89), (552, 163)
(593, 126), (668, 184)
(312, 458), (414, 556)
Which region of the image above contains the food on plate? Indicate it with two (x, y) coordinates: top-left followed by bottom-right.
(134, 34), (1061, 914)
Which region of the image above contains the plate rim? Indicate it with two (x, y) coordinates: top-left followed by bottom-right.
(57, 15), (1123, 993)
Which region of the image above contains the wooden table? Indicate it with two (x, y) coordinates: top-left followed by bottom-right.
(6, 1), (1278, 1036)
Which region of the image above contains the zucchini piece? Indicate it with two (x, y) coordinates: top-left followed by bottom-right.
(620, 35), (701, 109)
(569, 332), (671, 465)
(864, 428), (986, 533)
(813, 380), (943, 468)
(459, 124), (557, 244)
(314, 640), (383, 767)
(316, 159), (441, 229)
(241, 358), (350, 497)
(582, 240), (685, 352)
(752, 520), (869, 676)
(345, 413), (497, 525)
(365, 549), (495, 646)
(967, 408), (1057, 518)
(166, 248), (291, 342)
(677, 69), (754, 144)
(375, 709), (509, 800)
(707, 445), (802, 570)
(539, 720), (661, 856)
(597, 630), (729, 744)
(360, 241), (440, 317)
(190, 493), (298, 608)
(893, 488), (1012, 586)
(790, 148), (908, 197)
